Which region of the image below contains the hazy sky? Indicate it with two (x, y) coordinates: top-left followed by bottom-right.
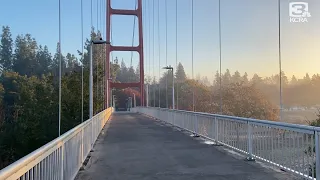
(0, 0), (319, 81)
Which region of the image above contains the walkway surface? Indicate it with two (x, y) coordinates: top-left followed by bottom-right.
(76, 113), (298, 180)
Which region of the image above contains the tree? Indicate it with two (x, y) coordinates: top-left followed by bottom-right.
(213, 70), (220, 86)
(51, 42), (66, 77)
(281, 71), (289, 86)
(232, 71), (241, 84)
(196, 73), (201, 82)
(251, 73), (262, 84)
(304, 73), (311, 82)
(221, 83), (279, 120)
(222, 69), (231, 86)
(201, 76), (210, 86)
(35, 45), (52, 76)
(117, 59), (128, 82)
(175, 62), (186, 83)
(0, 72), (58, 168)
(242, 72), (249, 84)
(0, 26), (13, 71)
(291, 75), (298, 85)
(310, 109), (320, 127)
(13, 34), (38, 76)
(127, 66), (138, 82)
(66, 53), (78, 70)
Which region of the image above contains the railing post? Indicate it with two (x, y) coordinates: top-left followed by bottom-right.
(81, 127), (84, 166)
(315, 131), (320, 179)
(173, 111), (175, 126)
(247, 121), (255, 161)
(195, 115), (198, 134)
(60, 144), (64, 180)
(91, 120), (94, 149)
(213, 117), (221, 146)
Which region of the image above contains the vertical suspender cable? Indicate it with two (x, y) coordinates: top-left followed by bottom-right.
(100, 0), (102, 34)
(99, 0), (101, 111)
(96, 0), (99, 114)
(90, 0), (93, 115)
(158, 0), (161, 108)
(165, 0), (168, 108)
(191, 0), (195, 112)
(153, 0), (155, 107)
(97, 0), (99, 32)
(144, 0), (149, 107)
(176, 0), (178, 109)
(143, 0), (147, 106)
(58, 0), (62, 136)
(110, 3), (114, 108)
(143, 0), (146, 77)
(148, 0), (151, 106)
(81, 0), (84, 122)
(278, 0), (282, 121)
(218, 0), (222, 114)
(91, 0), (93, 30)
(103, 0), (106, 110)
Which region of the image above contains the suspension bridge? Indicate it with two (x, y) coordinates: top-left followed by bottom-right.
(0, 0), (319, 179)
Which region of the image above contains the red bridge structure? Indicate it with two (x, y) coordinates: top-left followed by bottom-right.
(105, 0), (145, 108)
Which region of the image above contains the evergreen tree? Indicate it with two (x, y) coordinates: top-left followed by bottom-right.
(251, 73), (262, 84)
(291, 75), (298, 85)
(242, 72), (249, 84)
(222, 69), (231, 85)
(175, 62), (186, 83)
(0, 26), (13, 71)
(214, 70), (220, 86)
(36, 45), (52, 76)
(304, 73), (311, 82)
(51, 42), (66, 77)
(232, 71), (241, 84)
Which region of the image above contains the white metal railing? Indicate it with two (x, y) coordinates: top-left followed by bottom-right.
(132, 107), (320, 179)
(0, 107), (113, 180)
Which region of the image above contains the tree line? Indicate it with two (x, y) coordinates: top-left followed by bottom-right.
(0, 26), (109, 169)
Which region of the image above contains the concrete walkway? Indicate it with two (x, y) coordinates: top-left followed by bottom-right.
(76, 113), (298, 180)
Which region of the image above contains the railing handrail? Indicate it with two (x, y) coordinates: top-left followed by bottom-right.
(0, 108), (111, 179)
(144, 106), (320, 132)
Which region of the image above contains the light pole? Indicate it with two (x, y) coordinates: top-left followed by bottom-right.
(146, 84), (149, 107)
(112, 95), (116, 108)
(90, 38), (110, 119)
(162, 66), (175, 109)
(90, 38), (110, 149)
(133, 93), (136, 107)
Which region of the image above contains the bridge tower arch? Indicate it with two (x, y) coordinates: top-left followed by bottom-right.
(105, 0), (145, 108)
